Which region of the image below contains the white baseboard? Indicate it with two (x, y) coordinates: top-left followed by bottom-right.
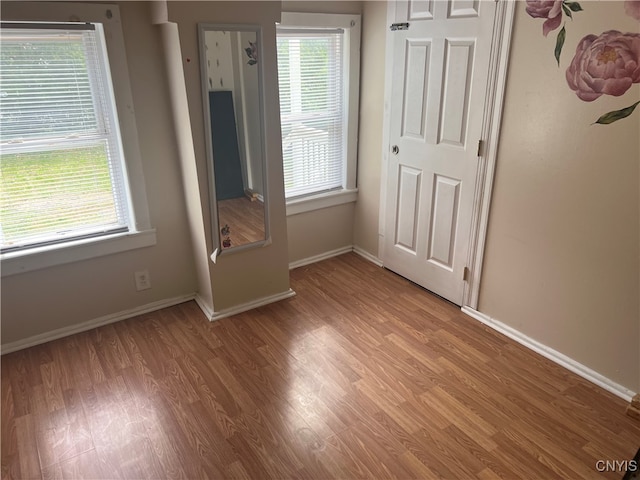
(2, 288), (298, 354)
(208, 289), (297, 322)
(289, 245), (383, 270)
(461, 307), (637, 402)
(353, 245), (383, 267)
(194, 293), (214, 320)
(289, 246), (353, 270)
(1, 293), (196, 355)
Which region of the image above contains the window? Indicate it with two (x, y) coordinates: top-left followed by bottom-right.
(1, 23), (132, 252)
(276, 13), (360, 214)
(0, 4), (154, 276)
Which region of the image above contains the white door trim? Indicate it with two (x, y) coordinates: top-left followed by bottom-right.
(462, 0), (516, 309)
(377, 0), (398, 263)
(378, 0), (516, 310)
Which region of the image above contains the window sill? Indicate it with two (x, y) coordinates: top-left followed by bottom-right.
(1, 229), (157, 277)
(286, 188), (358, 216)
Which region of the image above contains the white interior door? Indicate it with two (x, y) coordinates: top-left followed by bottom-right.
(382, 0), (497, 305)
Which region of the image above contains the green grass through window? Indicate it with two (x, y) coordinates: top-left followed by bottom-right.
(1, 145), (119, 247)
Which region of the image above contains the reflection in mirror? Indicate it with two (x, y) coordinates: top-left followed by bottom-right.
(199, 24), (268, 254)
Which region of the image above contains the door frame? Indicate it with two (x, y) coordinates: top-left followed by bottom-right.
(378, 0), (516, 310)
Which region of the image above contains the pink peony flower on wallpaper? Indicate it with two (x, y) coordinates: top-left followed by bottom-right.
(526, 0), (564, 36)
(566, 30), (640, 102)
(625, 0), (640, 21)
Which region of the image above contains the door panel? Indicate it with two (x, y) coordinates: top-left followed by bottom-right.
(402, 40), (431, 140)
(428, 175), (460, 269)
(439, 40), (474, 146)
(448, 0), (480, 19)
(395, 165), (422, 253)
(383, 0), (496, 304)
(409, 0), (435, 21)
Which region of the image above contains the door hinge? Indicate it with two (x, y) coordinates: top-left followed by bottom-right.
(477, 139), (485, 157)
(390, 22), (409, 31)
(463, 266), (470, 282)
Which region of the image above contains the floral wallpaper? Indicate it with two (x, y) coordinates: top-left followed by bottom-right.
(526, 0), (640, 124)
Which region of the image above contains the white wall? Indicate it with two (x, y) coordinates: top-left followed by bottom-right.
(237, 31), (264, 195)
(205, 30), (235, 91)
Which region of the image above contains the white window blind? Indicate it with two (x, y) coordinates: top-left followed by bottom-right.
(277, 28), (345, 199)
(0, 23), (131, 253)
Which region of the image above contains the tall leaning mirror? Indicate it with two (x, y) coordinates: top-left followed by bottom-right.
(198, 24), (269, 257)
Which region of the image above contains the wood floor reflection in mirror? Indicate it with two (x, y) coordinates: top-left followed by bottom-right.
(217, 196), (265, 249)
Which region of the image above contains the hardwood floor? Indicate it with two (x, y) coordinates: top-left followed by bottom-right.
(2, 253), (639, 479)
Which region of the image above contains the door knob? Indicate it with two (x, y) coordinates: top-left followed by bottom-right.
(391, 145), (399, 155)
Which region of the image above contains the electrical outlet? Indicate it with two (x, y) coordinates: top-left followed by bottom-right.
(134, 269), (151, 291)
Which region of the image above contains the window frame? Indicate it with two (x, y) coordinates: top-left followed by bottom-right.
(0, 3), (155, 277)
(277, 12), (360, 216)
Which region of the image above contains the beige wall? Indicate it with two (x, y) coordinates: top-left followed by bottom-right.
(163, 2), (291, 312)
(282, 0), (361, 15)
(1, 2), (198, 346)
(287, 203), (355, 263)
(353, 0), (386, 258)
(156, 20), (213, 313)
(479, 2), (640, 392)
(282, 1), (364, 265)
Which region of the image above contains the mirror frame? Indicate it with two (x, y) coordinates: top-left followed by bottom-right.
(198, 23), (271, 259)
